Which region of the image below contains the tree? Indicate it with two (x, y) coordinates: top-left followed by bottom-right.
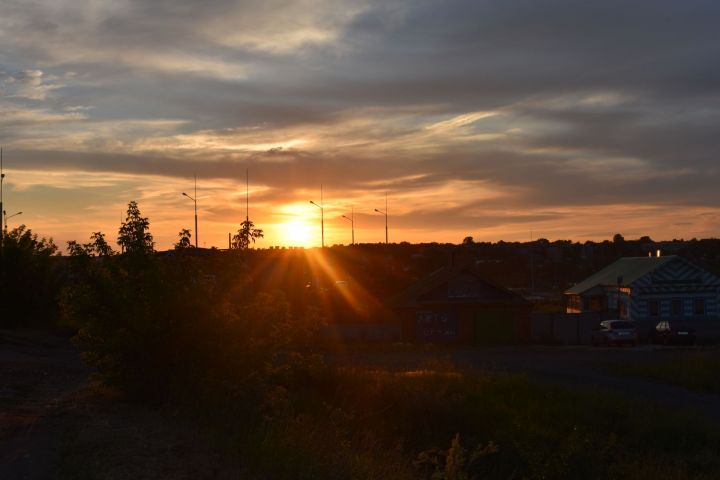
(462, 236), (474, 245)
(175, 229), (192, 249)
(1, 225), (60, 326)
(91, 231), (114, 256)
(67, 231), (115, 257)
(232, 219), (264, 250)
(118, 201), (154, 254)
(613, 233), (625, 243)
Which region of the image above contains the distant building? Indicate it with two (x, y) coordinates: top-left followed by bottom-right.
(565, 255), (720, 324)
(391, 264), (532, 344)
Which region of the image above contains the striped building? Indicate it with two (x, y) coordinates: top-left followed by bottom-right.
(565, 256), (720, 327)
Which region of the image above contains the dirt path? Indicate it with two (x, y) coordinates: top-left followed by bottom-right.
(0, 330), (247, 480)
(0, 330), (89, 480)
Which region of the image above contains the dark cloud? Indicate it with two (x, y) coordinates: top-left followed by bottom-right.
(2, 0), (719, 244)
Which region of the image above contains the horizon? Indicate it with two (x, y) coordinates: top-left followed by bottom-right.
(2, 1), (719, 249)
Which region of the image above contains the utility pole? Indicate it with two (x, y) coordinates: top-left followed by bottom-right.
(194, 174), (198, 248)
(530, 231), (535, 294)
(309, 184), (324, 248)
(342, 205), (355, 245)
(385, 192), (388, 244)
(374, 192), (388, 244)
(181, 175), (198, 248)
(1, 147), (4, 256)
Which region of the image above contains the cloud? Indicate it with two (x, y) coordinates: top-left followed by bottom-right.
(0, 0), (719, 247)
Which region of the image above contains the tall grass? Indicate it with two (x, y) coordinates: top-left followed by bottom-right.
(218, 365), (720, 480)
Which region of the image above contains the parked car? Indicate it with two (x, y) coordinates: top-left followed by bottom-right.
(652, 321), (696, 345)
(591, 320), (637, 347)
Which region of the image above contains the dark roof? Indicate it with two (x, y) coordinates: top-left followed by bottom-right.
(565, 255), (678, 295)
(390, 264), (530, 308)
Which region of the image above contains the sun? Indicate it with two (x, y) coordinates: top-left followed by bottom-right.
(279, 218), (314, 247)
(273, 202), (321, 247)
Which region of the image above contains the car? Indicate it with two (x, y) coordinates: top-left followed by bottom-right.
(591, 320), (637, 347)
(652, 321), (696, 346)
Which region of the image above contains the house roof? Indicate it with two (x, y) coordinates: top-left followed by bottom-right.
(390, 264), (530, 308)
(565, 255), (678, 295)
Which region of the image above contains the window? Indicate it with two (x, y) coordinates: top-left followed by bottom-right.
(671, 298), (683, 316)
(648, 300), (659, 317)
(694, 298), (706, 316)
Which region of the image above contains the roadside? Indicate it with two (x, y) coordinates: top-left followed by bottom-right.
(5, 330), (720, 479)
(0, 330), (246, 480)
(0, 329), (88, 480)
(332, 344), (720, 425)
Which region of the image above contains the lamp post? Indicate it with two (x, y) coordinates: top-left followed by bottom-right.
(310, 185), (324, 248)
(182, 175), (198, 248)
(3, 211), (21, 232)
(374, 193), (388, 244)
(1, 147), (4, 255)
(341, 206), (354, 245)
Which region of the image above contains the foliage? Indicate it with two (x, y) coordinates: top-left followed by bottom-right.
(175, 228), (192, 249)
(67, 231), (114, 257)
(0, 224), (60, 326)
(62, 248), (324, 408)
(232, 218), (264, 249)
(117, 201), (154, 254)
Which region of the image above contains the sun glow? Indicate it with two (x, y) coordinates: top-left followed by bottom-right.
(279, 218), (314, 247)
(273, 203), (319, 247)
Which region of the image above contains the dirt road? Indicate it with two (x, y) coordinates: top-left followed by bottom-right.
(0, 330), (88, 480)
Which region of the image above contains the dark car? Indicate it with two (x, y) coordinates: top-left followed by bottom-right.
(591, 320), (637, 347)
(653, 321), (696, 345)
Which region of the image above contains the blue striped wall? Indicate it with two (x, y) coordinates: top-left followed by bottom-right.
(630, 258), (720, 321)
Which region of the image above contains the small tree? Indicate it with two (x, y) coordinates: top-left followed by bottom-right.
(91, 231), (114, 256)
(175, 228), (192, 249)
(232, 219), (264, 250)
(118, 201), (154, 254)
(1, 225), (59, 326)
(67, 231), (114, 257)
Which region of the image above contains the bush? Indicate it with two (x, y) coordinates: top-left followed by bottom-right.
(62, 250), (325, 415)
(0, 225), (61, 327)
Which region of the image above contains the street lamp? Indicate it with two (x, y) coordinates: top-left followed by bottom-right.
(374, 193), (388, 244)
(182, 174), (198, 248)
(341, 206), (354, 245)
(3, 211), (21, 231)
(1, 147), (5, 255)
(310, 184), (324, 248)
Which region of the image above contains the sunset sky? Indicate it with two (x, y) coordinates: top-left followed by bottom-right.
(1, 0), (719, 249)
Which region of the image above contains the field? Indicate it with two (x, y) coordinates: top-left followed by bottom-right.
(4, 331), (720, 480)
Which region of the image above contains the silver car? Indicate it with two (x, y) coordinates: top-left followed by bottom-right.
(592, 320), (637, 347)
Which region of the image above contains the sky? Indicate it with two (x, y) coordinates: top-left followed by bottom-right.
(1, 0), (719, 250)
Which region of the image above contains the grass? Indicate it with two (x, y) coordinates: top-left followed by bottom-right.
(222, 365), (720, 479)
(607, 348), (720, 394)
(59, 362), (720, 479)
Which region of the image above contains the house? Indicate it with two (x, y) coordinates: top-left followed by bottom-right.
(391, 264), (532, 344)
(565, 255), (720, 334)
